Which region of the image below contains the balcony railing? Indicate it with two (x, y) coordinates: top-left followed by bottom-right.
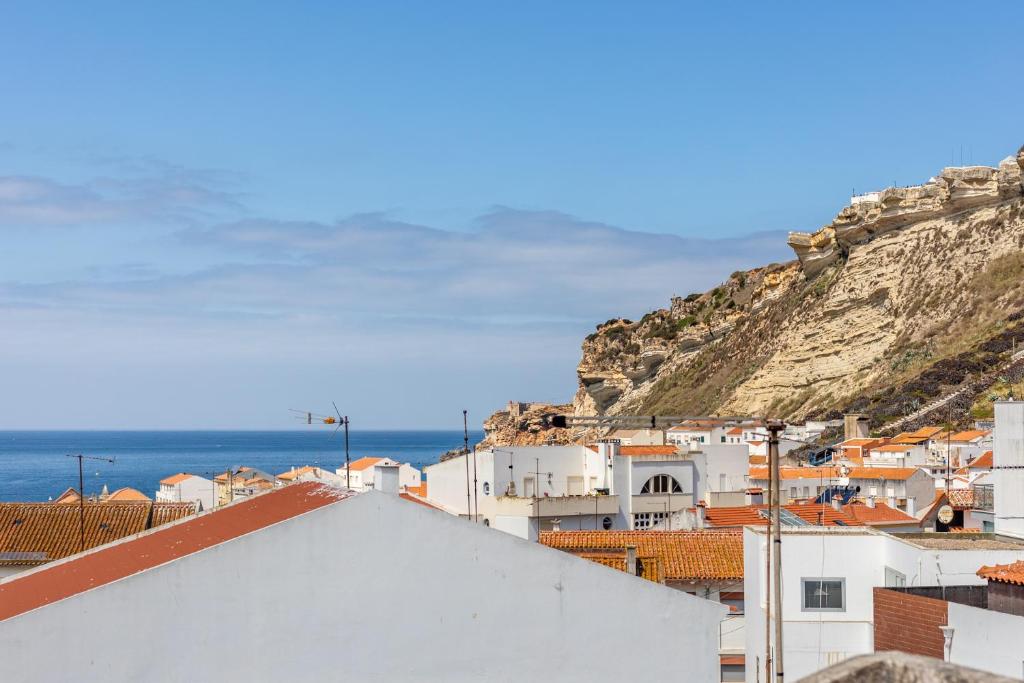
(973, 484), (993, 512)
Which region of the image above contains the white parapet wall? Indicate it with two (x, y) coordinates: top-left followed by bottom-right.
(0, 491), (725, 682)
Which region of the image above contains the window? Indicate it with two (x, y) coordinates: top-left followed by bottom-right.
(633, 511), (668, 530)
(719, 473), (728, 491)
(802, 486), (810, 498)
(602, 516), (613, 530)
(789, 486), (797, 501)
(523, 477), (535, 497)
(482, 482), (490, 495)
(567, 476), (584, 496)
(983, 520), (995, 532)
(641, 474), (683, 494)
(801, 578), (845, 612)
(700, 436), (705, 443)
(721, 436), (726, 443)
(884, 567), (906, 588)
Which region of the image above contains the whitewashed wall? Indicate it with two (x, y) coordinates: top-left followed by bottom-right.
(0, 491), (726, 683)
(947, 601), (1024, 678)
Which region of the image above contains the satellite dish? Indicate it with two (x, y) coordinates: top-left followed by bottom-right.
(937, 504), (955, 525)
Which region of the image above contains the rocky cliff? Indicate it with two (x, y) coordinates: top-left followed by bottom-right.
(489, 146), (1024, 444)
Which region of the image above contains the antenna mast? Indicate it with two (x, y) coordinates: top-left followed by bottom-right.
(65, 453), (116, 553)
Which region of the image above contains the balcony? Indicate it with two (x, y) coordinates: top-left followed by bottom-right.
(493, 494), (620, 517)
(973, 484), (993, 512)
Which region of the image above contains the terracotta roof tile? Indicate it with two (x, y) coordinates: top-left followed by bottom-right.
(104, 488), (151, 502)
(540, 530), (743, 581)
(702, 504), (862, 528)
(0, 501), (194, 567)
(0, 483), (351, 622)
(947, 489), (975, 510)
(575, 551), (665, 583)
(348, 457), (383, 472)
(968, 451), (993, 469)
(978, 560), (1024, 586)
(159, 473), (195, 486)
(950, 430), (990, 442)
(844, 502), (917, 525)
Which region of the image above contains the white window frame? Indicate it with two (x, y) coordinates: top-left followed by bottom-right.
(801, 577), (846, 612)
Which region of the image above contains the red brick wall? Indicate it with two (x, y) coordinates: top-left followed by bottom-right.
(873, 588), (948, 659)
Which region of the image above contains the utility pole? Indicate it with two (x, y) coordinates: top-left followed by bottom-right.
(463, 410), (472, 520)
(767, 420), (786, 683)
(65, 453), (115, 554)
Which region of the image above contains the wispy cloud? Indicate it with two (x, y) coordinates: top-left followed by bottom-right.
(0, 164), (243, 228)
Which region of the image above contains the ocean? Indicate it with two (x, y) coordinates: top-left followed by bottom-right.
(0, 430), (482, 502)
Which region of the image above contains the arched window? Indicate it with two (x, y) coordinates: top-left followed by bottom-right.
(482, 482), (491, 495)
(641, 474), (683, 494)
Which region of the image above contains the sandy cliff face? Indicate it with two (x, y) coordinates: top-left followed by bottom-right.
(485, 147), (1024, 445)
(577, 148), (1024, 421)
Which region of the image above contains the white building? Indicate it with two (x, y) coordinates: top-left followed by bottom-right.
(743, 526), (1024, 682)
(747, 466), (932, 513)
(338, 456), (421, 492)
(994, 400), (1024, 540)
(276, 465), (346, 487)
(0, 482), (725, 682)
(155, 473), (215, 511)
(423, 443), (705, 538)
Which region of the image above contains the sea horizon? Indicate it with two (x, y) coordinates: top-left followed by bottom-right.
(0, 429), (483, 503)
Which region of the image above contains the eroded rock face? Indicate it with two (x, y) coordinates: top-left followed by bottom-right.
(478, 402), (576, 448)
(789, 152), (1024, 280)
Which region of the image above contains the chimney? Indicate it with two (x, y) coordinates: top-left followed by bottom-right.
(907, 497), (916, 516)
(596, 439), (621, 462)
(374, 464), (401, 495)
(551, 518), (561, 532)
(887, 494), (897, 510)
(866, 495), (875, 508)
(626, 546), (638, 576)
(831, 496), (842, 512)
(695, 503), (706, 529)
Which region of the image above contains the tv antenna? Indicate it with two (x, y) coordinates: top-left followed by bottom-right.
(290, 403), (351, 488)
(65, 453), (116, 553)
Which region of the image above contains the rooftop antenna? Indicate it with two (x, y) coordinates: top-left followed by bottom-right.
(290, 405), (350, 488)
(463, 410), (479, 523)
(463, 410), (472, 521)
(65, 453), (116, 553)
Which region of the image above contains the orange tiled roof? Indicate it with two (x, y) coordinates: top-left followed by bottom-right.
(160, 473), (195, 486)
(969, 451), (993, 469)
(871, 444), (914, 453)
(978, 560), (1024, 586)
(843, 502), (917, 525)
(748, 466), (919, 481)
(749, 455), (767, 465)
(702, 504), (862, 528)
(726, 427), (743, 436)
(839, 438), (880, 448)
(950, 430), (989, 442)
(105, 487), (151, 502)
(576, 551), (665, 583)
(0, 501), (195, 567)
(540, 530), (743, 581)
(277, 466), (321, 481)
(947, 489), (975, 510)
(0, 483), (351, 623)
(52, 487), (81, 504)
(405, 481), (427, 497)
(348, 457), (383, 472)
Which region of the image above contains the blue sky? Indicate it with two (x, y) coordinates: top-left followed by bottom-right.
(1, 2), (1022, 429)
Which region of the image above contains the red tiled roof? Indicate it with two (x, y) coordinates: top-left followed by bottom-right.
(0, 483), (350, 622)
(585, 445), (680, 456)
(844, 502), (917, 525)
(702, 504), (862, 528)
(726, 427), (743, 436)
(978, 560), (1024, 586)
(405, 481), (427, 497)
(575, 551), (665, 583)
(540, 530), (743, 581)
(0, 501), (195, 568)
